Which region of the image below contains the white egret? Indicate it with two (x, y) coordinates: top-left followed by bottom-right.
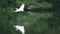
(14, 4), (25, 12)
(13, 25), (25, 34)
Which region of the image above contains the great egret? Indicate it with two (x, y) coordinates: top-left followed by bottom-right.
(13, 25), (25, 34)
(14, 4), (25, 12)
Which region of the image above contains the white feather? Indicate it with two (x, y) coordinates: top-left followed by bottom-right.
(13, 25), (25, 34)
(14, 4), (25, 12)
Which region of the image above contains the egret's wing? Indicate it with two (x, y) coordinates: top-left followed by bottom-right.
(14, 4), (25, 12)
(19, 4), (25, 11)
(19, 26), (25, 34)
(20, 26), (25, 32)
(13, 25), (25, 34)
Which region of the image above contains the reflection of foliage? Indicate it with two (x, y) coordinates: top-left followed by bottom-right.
(15, 12), (52, 34)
